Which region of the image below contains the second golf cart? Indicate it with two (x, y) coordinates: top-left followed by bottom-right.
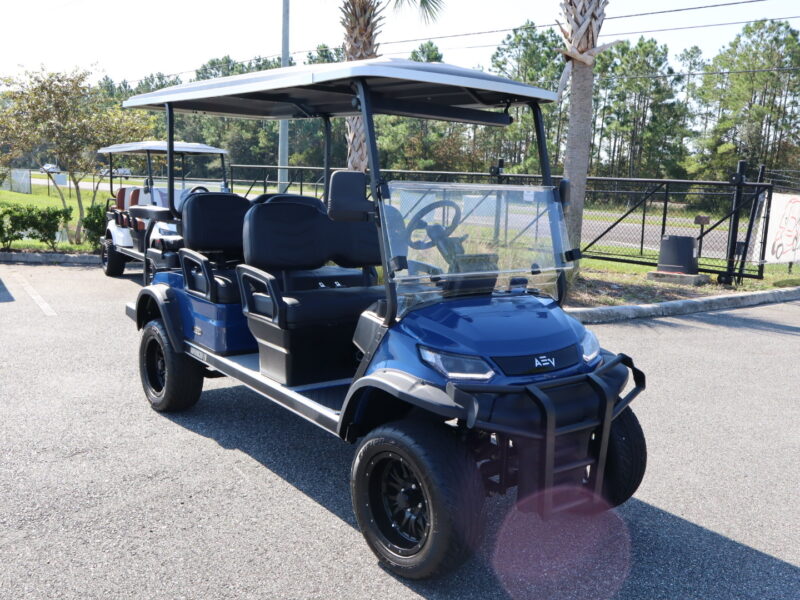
(99, 141), (230, 283)
(123, 58), (647, 579)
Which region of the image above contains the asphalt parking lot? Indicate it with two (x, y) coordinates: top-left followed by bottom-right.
(0, 263), (798, 599)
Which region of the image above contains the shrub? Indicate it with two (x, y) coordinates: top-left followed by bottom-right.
(81, 203), (107, 250)
(0, 204), (35, 251)
(28, 206), (72, 251)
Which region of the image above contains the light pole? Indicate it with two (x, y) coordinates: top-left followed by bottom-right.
(278, 0), (290, 193)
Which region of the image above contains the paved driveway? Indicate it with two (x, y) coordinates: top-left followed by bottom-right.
(0, 264), (797, 599)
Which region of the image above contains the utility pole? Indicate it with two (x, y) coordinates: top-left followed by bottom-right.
(278, 0), (290, 193)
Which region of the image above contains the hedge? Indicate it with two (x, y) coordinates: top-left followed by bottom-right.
(0, 203), (73, 251)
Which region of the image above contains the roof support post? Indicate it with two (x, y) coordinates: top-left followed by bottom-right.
(278, 0), (290, 193)
(108, 153), (114, 197)
(530, 102), (552, 187)
(354, 79), (397, 325)
(146, 150), (154, 193)
(220, 154), (229, 192)
(166, 103), (176, 215)
(322, 115), (332, 203)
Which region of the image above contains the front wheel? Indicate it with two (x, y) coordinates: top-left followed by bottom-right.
(101, 238), (125, 277)
(602, 407), (647, 507)
(139, 319), (204, 412)
(351, 418), (485, 579)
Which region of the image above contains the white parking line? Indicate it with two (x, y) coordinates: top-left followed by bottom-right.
(10, 272), (56, 316)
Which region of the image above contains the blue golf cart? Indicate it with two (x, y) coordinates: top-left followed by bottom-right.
(123, 58), (646, 579)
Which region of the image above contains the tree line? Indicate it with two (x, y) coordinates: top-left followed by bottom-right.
(4, 19), (799, 185)
(92, 18), (800, 184)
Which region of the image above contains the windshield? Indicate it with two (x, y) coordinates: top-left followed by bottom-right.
(382, 181), (573, 316)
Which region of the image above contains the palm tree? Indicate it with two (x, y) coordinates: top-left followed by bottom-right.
(340, 0), (443, 171)
(557, 0), (616, 258)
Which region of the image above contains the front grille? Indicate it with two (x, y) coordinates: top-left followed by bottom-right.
(492, 344), (580, 376)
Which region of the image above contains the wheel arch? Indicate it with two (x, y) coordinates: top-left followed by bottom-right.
(338, 370), (464, 443)
(134, 285), (185, 352)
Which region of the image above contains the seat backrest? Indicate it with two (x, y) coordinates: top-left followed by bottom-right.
(182, 192), (251, 257)
(127, 188), (141, 208)
(115, 188), (127, 210)
(243, 195), (381, 272)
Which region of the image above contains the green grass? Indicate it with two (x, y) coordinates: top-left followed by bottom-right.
(0, 189), (99, 226)
(4, 239), (94, 253)
(0, 189), (100, 252)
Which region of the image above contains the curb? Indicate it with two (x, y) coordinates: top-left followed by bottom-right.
(566, 286), (800, 324)
(2, 254), (798, 324)
(0, 251), (100, 266)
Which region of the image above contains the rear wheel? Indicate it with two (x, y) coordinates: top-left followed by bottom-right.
(139, 319), (203, 412)
(351, 418), (485, 579)
(602, 407), (647, 507)
(101, 238), (125, 277)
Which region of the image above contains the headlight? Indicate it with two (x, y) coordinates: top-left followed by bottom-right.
(581, 329), (600, 362)
(419, 346), (495, 381)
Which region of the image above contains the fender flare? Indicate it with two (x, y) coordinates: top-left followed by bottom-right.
(106, 223), (132, 248)
(337, 369), (466, 441)
(133, 284), (185, 352)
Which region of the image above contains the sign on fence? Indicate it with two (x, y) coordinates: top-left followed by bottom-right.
(0, 169), (32, 194)
(763, 192), (800, 264)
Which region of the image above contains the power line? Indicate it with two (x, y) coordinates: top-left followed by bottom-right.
(436, 15), (799, 52)
(377, 0), (770, 47)
(599, 15), (800, 37)
(122, 3), (791, 87)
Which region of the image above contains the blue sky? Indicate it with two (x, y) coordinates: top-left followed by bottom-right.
(2, 0), (797, 84)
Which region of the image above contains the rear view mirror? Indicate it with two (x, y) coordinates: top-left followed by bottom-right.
(328, 170), (373, 222)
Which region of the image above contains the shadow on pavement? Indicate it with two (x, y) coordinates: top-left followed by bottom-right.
(677, 308), (800, 336)
(167, 384), (800, 600)
(0, 278), (14, 302)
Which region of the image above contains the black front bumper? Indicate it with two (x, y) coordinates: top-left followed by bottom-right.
(447, 352), (645, 516)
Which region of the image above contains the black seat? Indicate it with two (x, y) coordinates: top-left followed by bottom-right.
(182, 192), (251, 260)
(252, 286), (385, 326)
(237, 195), (384, 385)
(179, 192), (251, 304)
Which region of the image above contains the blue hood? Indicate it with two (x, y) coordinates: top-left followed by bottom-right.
(397, 295), (584, 357)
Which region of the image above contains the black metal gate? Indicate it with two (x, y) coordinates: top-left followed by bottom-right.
(578, 162), (772, 282)
(229, 161), (773, 282)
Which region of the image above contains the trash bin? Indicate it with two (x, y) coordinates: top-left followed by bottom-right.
(658, 235), (698, 274)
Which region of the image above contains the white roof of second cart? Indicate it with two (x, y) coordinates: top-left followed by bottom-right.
(122, 57), (557, 119)
(97, 141), (228, 155)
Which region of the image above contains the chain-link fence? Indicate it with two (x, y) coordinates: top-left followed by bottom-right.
(0, 169), (32, 194)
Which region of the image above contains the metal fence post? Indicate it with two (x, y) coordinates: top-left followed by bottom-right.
(640, 193), (647, 255)
(723, 160), (747, 284)
(661, 183), (669, 238)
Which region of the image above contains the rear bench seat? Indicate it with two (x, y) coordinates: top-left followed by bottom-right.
(179, 192), (251, 304)
(237, 195), (384, 385)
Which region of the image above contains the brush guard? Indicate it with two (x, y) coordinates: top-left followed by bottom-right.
(447, 353), (645, 517)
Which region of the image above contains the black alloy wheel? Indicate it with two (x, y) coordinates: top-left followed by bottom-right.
(138, 319), (203, 412)
(369, 452), (430, 555)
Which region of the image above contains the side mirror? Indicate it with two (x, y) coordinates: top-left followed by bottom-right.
(328, 170), (373, 222)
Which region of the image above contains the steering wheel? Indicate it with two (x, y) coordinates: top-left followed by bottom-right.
(405, 200), (461, 250)
(188, 185), (209, 194)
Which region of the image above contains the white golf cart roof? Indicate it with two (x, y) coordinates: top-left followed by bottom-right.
(122, 58), (556, 120)
(97, 141), (228, 155)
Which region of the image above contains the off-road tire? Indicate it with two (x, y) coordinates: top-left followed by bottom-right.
(102, 238), (125, 277)
(139, 319), (203, 412)
(351, 418), (485, 579)
(602, 407), (647, 507)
